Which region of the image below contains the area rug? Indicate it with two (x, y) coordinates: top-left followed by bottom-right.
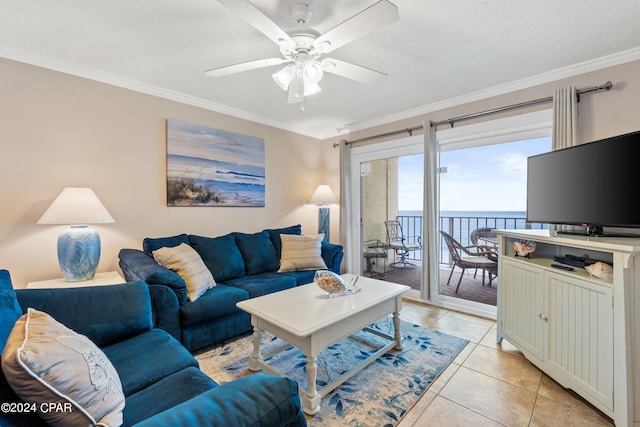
(195, 317), (468, 426)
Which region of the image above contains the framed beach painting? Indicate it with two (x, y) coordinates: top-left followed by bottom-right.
(166, 119), (265, 207)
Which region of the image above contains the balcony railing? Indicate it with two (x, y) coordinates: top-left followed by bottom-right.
(396, 214), (547, 264)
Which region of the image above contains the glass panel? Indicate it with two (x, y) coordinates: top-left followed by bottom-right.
(360, 154), (423, 291)
(438, 137), (550, 306)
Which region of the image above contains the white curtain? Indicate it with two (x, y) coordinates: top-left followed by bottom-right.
(338, 139), (353, 273)
(422, 121), (438, 301)
(552, 86), (578, 150)
(551, 86), (580, 234)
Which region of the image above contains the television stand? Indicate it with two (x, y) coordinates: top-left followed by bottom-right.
(495, 229), (640, 426)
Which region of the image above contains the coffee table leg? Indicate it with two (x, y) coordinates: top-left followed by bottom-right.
(393, 310), (403, 350)
(249, 326), (262, 371)
(303, 355), (321, 415)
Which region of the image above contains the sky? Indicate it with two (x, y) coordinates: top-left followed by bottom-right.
(398, 137), (551, 212)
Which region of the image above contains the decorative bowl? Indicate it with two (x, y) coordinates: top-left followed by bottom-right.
(314, 271), (361, 297)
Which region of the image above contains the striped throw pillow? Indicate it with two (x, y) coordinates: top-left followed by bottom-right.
(278, 234), (328, 272)
(153, 243), (216, 302)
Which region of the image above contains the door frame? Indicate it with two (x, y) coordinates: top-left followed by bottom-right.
(349, 134), (424, 300)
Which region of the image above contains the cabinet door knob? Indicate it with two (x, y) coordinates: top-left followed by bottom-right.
(537, 313), (549, 322)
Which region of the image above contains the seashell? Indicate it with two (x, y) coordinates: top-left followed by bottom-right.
(585, 261), (613, 280)
(513, 240), (536, 257)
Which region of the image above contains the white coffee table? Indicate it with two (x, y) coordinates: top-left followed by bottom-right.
(236, 274), (409, 415)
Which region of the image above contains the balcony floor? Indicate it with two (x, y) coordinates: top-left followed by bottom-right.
(372, 263), (497, 306)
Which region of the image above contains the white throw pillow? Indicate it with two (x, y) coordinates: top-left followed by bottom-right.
(278, 234), (328, 272)
(1, 308), (125, 427)
(153, 243), (216, 302)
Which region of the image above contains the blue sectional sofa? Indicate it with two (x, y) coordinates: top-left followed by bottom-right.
(0, 270), (306, 427)
(118, 225), (344, 352)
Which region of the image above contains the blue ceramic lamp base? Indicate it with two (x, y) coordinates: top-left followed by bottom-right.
(57, 225), (101, 281)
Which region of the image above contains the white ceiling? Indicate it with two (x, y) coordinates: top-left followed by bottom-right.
(2, 1), (640, 139)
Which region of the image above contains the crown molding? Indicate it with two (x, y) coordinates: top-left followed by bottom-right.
(343, 47), (640, 135)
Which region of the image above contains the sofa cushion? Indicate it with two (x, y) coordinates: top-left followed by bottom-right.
(143, 233), (190, 255)
(15, 281), (153, 347)
(123, 366), (218, 426)
(152, 243), (216, 302)
(234, 231), (279, 275)
(264, 224), (302, 258)
(134, 374), (304, 427)
(279, 270), (316, 286)
(102, 328), (198, 396)
(2, 309), (125, 427)
(179, 284), (249, 327)
(0, 270), (21, 351)
(278, 234), (328, 272)
(224, 273), (297, 298)
(0, 270), (25, 409)
(189, 234), (246, 282)
(119, 249), (189, 305)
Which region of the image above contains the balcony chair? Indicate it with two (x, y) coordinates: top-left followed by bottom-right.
(440, 230), (497, 293)
(384, 220), (422, 268)
(470, 227), (499, 278)
(470, 227), (498, 249)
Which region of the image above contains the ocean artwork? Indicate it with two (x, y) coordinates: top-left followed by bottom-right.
(166, 120), (265, 207)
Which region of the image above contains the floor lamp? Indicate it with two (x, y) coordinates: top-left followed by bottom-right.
(309, 185), (337, 242)
(38, 187), (115, 281)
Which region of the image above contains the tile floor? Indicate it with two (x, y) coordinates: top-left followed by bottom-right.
(397, 301), (614, 427)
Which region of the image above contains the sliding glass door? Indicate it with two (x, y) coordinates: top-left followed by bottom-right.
(347, 110), (553, 319)
(351, 135), (425, 300)
(432, 110), (552, 318)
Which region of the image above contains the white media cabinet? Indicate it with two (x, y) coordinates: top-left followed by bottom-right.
(496, 229), (639, 426)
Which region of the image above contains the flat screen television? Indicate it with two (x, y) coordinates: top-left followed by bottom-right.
(526, 130), (640, 237)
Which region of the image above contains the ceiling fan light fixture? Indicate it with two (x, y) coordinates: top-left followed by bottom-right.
(287, 74), (305, 103)
(303, 82), (322, 96)
(272, 64), (296, 90)
(303, 60), (323, 84)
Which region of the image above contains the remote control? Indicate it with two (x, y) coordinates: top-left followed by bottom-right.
(551, 263), (574, 271)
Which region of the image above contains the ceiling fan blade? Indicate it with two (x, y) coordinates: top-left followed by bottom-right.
(321, 58), (387, 85)
(313, 0), (399, 54)
(216, 0), (294, 47)
(205, 58), (290, 78)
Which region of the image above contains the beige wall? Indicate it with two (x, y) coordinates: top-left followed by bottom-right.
(0, 58), (336, 287)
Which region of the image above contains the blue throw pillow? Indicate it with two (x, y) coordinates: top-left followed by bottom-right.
(264, 224), (302, 258)
(142, 234), (190, 255)
(188, 234), (245, 282)
(234, 231), (279, 275)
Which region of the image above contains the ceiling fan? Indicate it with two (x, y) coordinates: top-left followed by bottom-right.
(206, 0), (399, 104)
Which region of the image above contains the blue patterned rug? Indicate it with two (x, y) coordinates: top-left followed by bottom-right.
(195, 317), (468, 426)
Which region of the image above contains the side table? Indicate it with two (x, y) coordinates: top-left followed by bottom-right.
(26, 271), (125, 289)
(363, 240), (388, 278)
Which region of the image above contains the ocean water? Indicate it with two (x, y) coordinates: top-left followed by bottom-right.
(397, 210), (545, 261)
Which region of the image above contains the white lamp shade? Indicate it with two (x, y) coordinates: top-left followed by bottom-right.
(38, 187), (115, 225)
(309, 185), (337, 205)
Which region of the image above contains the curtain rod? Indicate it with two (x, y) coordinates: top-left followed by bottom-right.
(341, 81), (612, 146)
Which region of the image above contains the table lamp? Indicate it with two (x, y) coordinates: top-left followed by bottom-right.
(37, 187), (115, 281)
(309, 185), (337, 242)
